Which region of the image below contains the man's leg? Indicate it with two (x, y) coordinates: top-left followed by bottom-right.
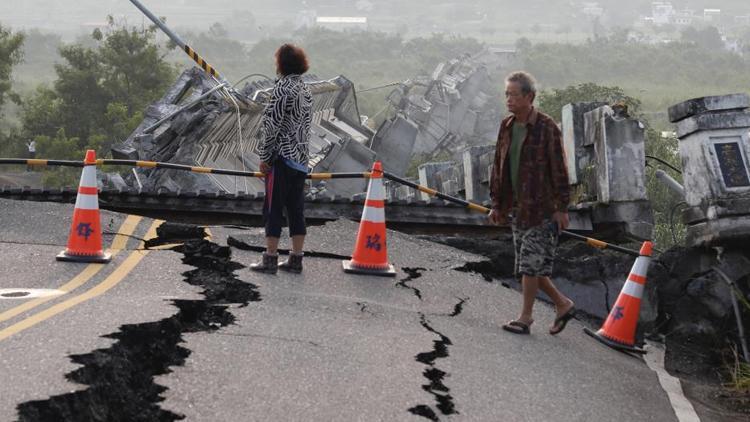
(519, 275), (540, 324)
(538, 276), (574, 316)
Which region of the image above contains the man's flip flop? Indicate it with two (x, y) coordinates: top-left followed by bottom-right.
(502, 320), (532, 335)
(549, 307), (576, 335)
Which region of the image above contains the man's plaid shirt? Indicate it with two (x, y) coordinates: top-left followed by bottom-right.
(490, 108), (571, 229)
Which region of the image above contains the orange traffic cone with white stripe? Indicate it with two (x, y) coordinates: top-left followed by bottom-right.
(56, 150), (111, 263)
(584, 241), (653, 354)
(342, 161), (396, 277)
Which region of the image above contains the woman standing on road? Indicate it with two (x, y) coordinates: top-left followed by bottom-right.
(250, 44), (313, 274)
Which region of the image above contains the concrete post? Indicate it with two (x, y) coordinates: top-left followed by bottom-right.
(418, 162), (454, 201)
(463, 145), (495, 202)
(562, 102), (607, 186)
(584, 106), (648, 204)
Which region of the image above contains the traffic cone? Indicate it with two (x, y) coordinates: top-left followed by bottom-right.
(342, 161), (396, 277)
(584, 241), (653, 354)
(56, 150), (111, 263)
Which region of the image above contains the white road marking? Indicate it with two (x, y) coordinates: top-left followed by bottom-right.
(645, 340), (701, 422)
(0, 289), (65, 300)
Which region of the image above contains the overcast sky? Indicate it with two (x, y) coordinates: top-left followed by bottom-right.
(2, 0), (749, 39)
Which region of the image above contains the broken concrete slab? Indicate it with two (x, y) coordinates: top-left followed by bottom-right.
(668, 93), (750, 123)
(675, 110), (750, 139)
(562, 102), (607, 186)
(462, 144), (494, 202)
(110, 68), (375, 197)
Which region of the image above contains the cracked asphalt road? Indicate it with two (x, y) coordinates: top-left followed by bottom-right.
(0, 198), (680, 421)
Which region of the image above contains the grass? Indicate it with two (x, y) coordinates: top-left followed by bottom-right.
(727, 346), (750, 392)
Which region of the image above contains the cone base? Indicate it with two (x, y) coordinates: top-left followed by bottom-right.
(583, 327), (646, 354)
(342, 260), (396, 277)
(57, 250), (112, 264)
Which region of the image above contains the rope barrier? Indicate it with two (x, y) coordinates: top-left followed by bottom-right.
(2, 157), (642, 257)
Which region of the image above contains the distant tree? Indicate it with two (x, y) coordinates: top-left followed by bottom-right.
(176, 26), (249, 82)
(0, 24), (24, 114)
(13, 29), (60, 85)
(208, 23), (229, 38)
(515, 37), (532, 53)
(538, 83), (641, 122)
(681, 26), (724, 51)
(402, 34), (483, 71)
(20, 17), (177, 163)
(225, 10), (259, 41)
(738, 27), (750, 55)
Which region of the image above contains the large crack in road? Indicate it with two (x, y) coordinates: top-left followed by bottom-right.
(409, 313), (460, 421)
(16, 227), (260, 422)
(397, 266), (464, 421)
(397, 267), (427, 301)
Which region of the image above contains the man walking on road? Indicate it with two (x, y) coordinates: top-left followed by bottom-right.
(489, 71), (576, 335)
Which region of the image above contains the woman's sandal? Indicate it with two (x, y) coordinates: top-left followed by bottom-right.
(502, 320), (533, 335)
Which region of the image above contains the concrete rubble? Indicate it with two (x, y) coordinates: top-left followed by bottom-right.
(104, 51), (656, 241)
(110, 67), (376, 198)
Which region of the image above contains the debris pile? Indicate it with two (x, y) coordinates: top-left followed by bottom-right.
(110, 68), (375, 197)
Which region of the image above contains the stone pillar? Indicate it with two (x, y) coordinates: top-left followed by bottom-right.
(463, 145), (495, 202)
(418, 162), (454, 201)
(436, 165), (464, 197)
(561, 102), (606, 185)
(584, 106), (648, 203)
(583, 105), (653, 240)
(669, 93), (750, 246)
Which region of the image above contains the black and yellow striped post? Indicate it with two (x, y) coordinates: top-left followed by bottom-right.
(182, 45), (219, 79)
(129, 0), (224, 82)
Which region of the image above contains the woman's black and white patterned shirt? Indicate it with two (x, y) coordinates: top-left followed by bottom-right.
(259, 74), (313, 170)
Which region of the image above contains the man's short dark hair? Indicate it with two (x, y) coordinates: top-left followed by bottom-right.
(275, 44), (310, 76)
(505, 71), (537, 97)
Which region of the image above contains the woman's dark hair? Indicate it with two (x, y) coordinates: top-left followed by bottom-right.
(275, 44), (309, 76)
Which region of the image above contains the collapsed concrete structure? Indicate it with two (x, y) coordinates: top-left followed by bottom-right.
(109, 52), (505, 199)
(106, 53), (659, 243)
(110, 68), (376, 198)
(402, 102), (655, 241)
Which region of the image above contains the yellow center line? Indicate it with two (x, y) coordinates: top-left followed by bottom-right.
(0, 220), (163, 342)
(0, 215), (142, 325)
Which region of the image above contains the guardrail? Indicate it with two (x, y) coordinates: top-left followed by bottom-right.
(1, 157), (643, 257)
